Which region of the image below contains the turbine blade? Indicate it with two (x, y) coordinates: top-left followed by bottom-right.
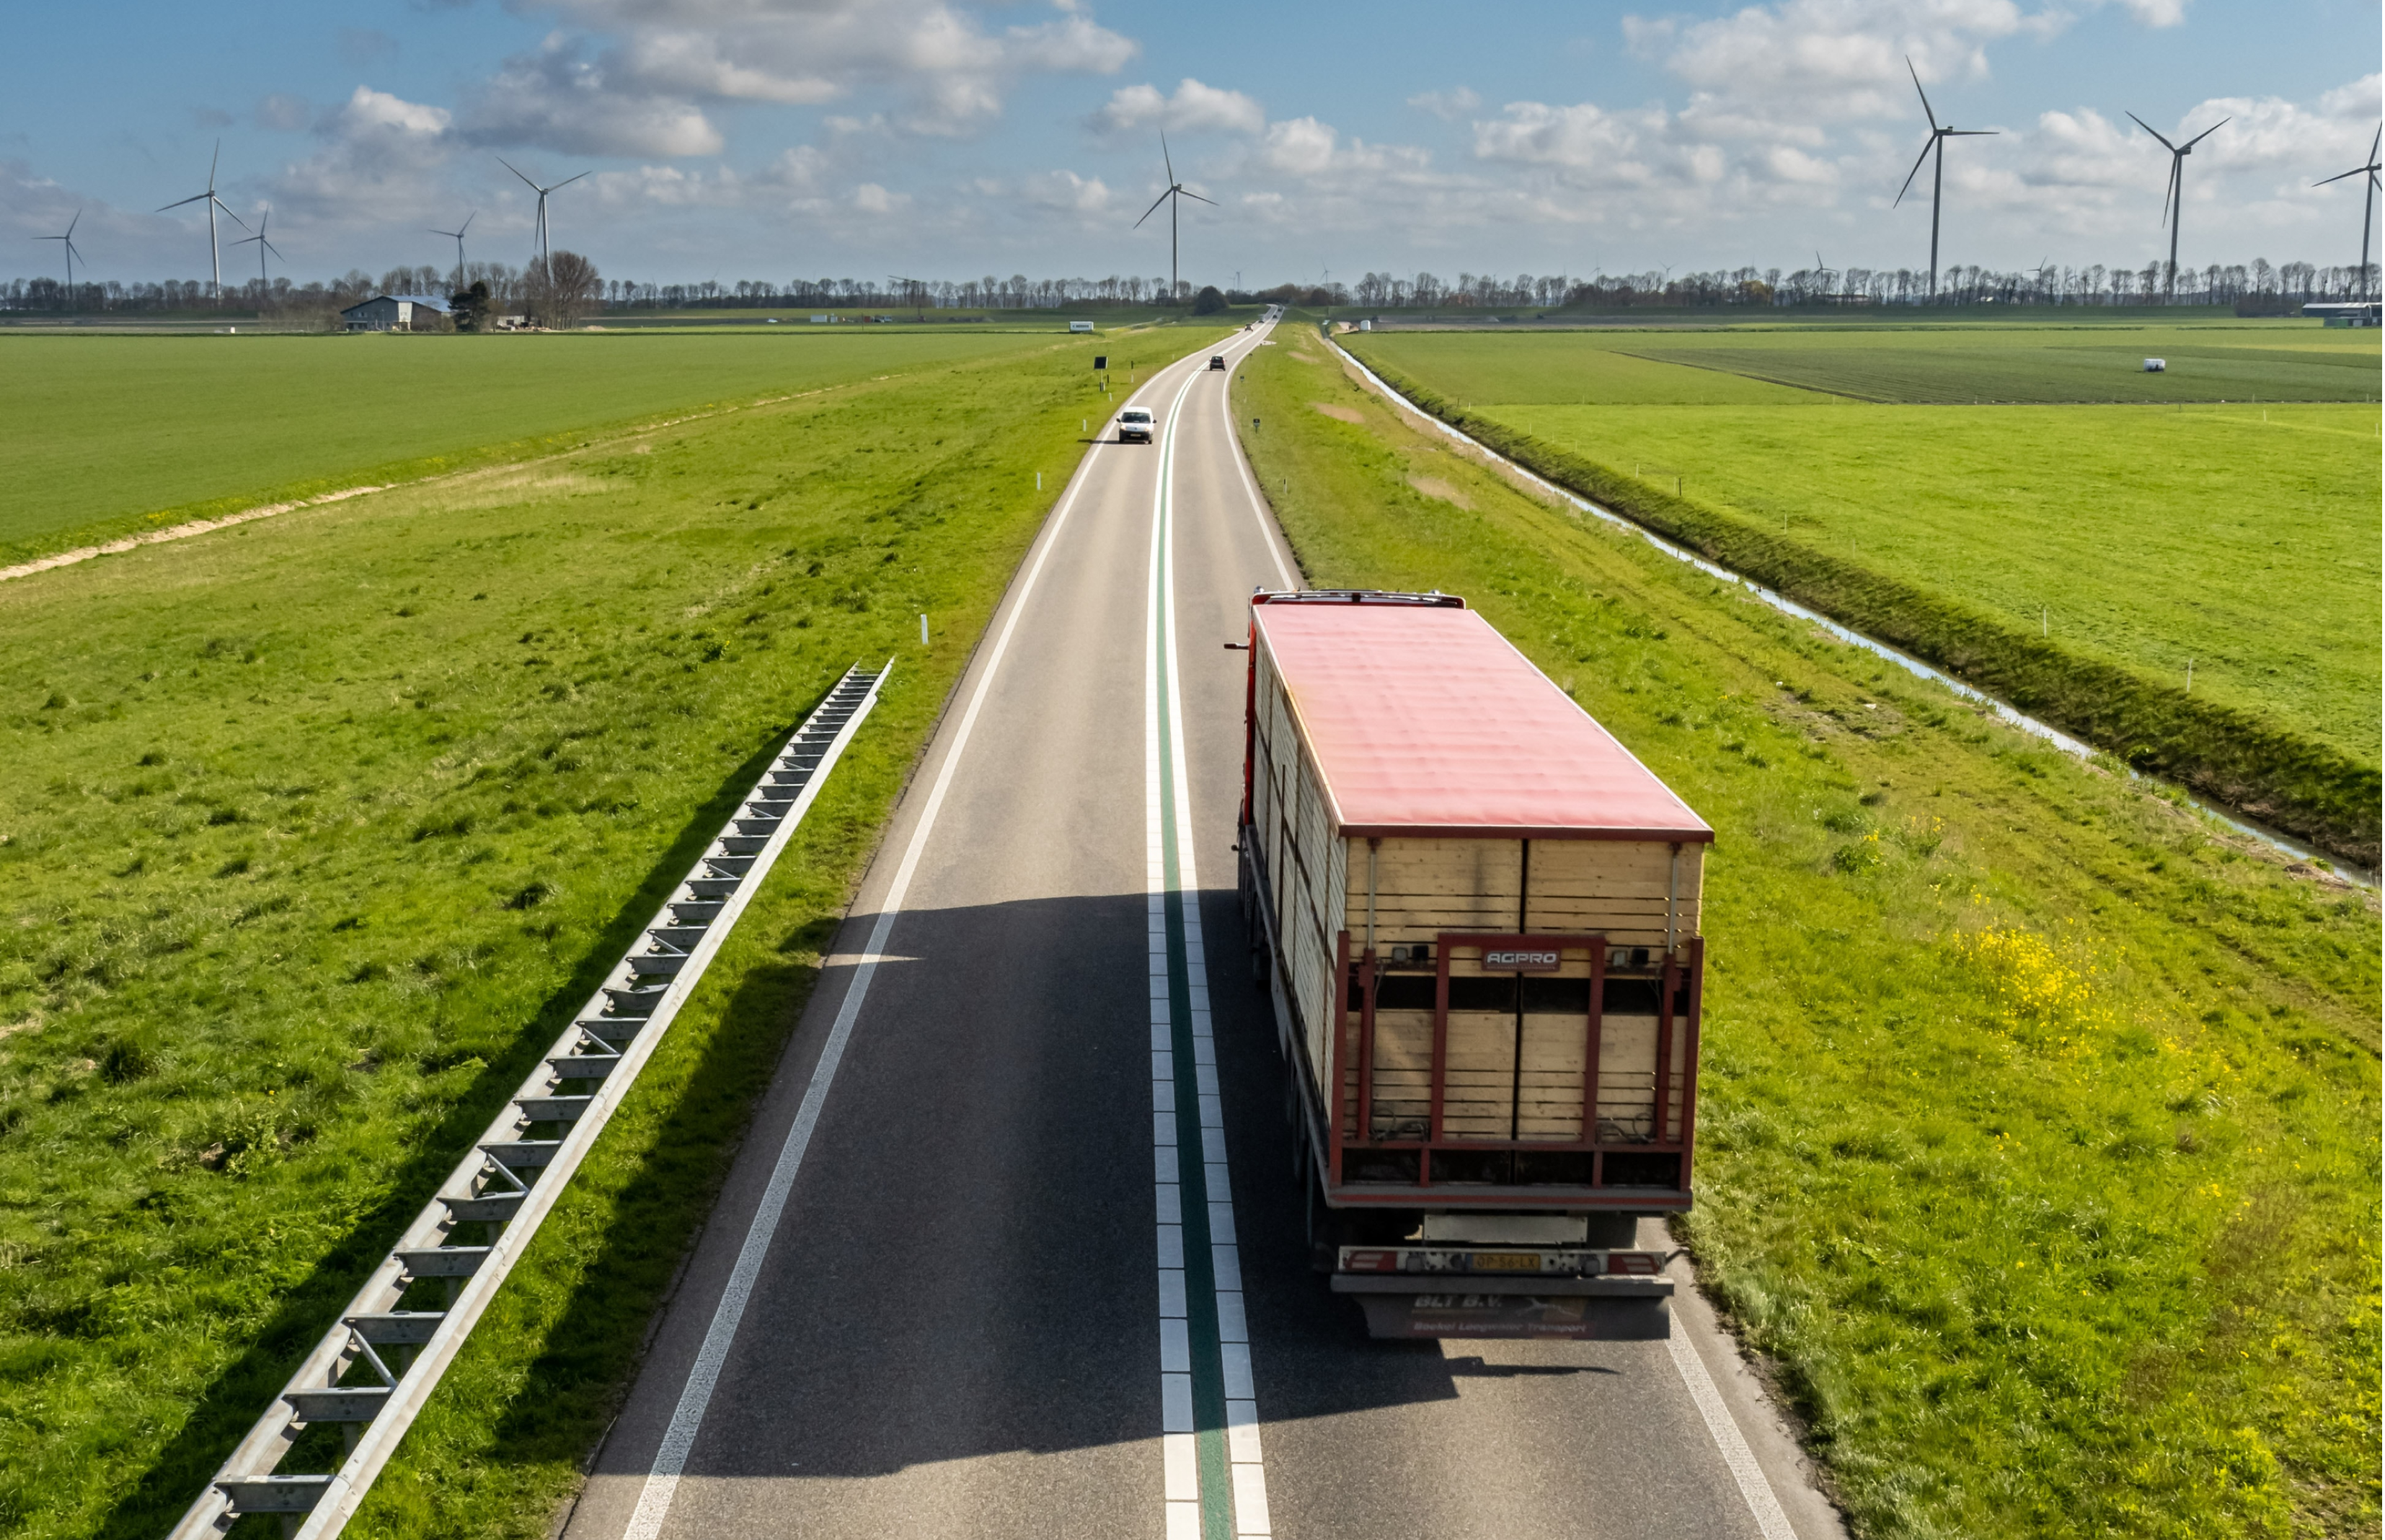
(1180, 190), (1218, 206)
(2182, 118), (2229, 149)
(2126, 112), (2178, 152)
(2314, 165), (2368, 187)
(498, 156), (541, 192)
(264, 240), (283, 260)
(1894, 136), (1934, 205)
(551, 171), (590, 190)
(1950, 129), (1997, 136)
(461, 210), (476, 235)
(1906, 56), (1939, 132)
(159, 192), (211, 211)
(66, 210), (79, 239)
(216, 199), (251, 231)
(1133, 187), (1173, 227)
(2162, 158), (2177, 226)
(1161, 131), (1174, 185)
(209, 140), (220, 190)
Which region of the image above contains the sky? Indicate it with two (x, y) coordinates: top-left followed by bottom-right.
(1, 0), (2378, 291)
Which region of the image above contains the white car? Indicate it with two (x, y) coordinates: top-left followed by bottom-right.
(1117, 407), (1155, 443)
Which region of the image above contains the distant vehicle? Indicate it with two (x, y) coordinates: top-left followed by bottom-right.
(1237, 589), (1710, 1341)
(1117, 407), (1155, 443)
(1209, 355), (1227, 370)
(2143, 358), (2167, 372)
(1070, 320), (1097, 333)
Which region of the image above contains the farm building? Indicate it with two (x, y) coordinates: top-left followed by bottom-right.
(340, 294), (451, 332)
(2303, 301), (2381, 327)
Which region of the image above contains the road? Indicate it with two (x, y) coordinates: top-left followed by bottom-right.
(562, 319), (1844, 1540)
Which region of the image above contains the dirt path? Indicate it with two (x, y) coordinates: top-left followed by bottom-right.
(0, 486), (401, 585)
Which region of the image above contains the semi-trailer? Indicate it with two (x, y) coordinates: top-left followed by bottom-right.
(1235, 590), (1713, 1340)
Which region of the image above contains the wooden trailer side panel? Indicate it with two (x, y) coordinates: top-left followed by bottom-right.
(1525, 839), (1702, 948)
(1345, 838), (1704, 946)
(1252, 641), (1348, 1103)
(1353, 838), (1523, 942)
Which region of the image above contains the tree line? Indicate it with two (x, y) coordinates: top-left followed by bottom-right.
(4, 257), (2373, 319)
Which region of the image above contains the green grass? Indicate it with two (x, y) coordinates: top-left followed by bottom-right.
(1243, 327), (2381, 1538)
(0, 329), (1070, 562)
(1489, 402), (2380, 758)
(1342, 329), (2381, 863)
(1354, 323), (2383, 404)
(0, 321), (1233, 1540)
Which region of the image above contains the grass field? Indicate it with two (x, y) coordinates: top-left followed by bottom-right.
(1243, 327), (2381, 1539)
(1487, 402), (2379, 758)
(1356, 323), (2383, 404)
(0, 322), (1231, 1539)
(1344, 325), (2381, 859)
(0, 327), (1172, 563)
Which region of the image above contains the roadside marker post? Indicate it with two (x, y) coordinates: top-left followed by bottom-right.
(921, 613), (929, 646)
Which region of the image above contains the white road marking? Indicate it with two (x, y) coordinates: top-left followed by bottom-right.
(1215, 340), (1298, 591)
(1148, 344), (1274, 1540)
(1668, 1323), (1800, 1539)
(618, 366), (1133, 1540)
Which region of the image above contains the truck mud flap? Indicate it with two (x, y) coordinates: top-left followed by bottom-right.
(1351, 1291), (1671, 1341)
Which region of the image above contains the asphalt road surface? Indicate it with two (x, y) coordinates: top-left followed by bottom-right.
(562, 319), (1846, 1540)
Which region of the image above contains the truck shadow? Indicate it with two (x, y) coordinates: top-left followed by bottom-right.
(566, 882), (1683, 1492)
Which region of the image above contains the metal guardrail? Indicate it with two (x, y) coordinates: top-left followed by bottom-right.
(170, 662), (890, 1539)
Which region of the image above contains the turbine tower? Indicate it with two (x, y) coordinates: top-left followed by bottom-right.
(1133, 134), (1215, 303)
(2313, 125), (2383, 301)
(231, 208), (283, 289)
(497, 159), (588, 270)
(2125, 111), (2229, 300)
(32, 211), (84, 302)
(158, 141), (249, 298)
(431, 212), (476, 293)
(1894, 57), (1996, 301)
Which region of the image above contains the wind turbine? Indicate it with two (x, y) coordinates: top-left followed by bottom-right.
(2125, 110), (2229, 300)
(1894, 57), (1996, 301)
(497, 159), (588, 270)
(2313, 125), (2382, 301)
(1132, 134), (1215, 303)
(158, 141), (249, 298)
(32, 211), (84, 301)
(231, 208), (283, 288)
(430, 212), (475, 293)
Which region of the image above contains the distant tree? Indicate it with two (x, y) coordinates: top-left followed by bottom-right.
(451, 280), (492, 332)
(528, 251), (601, 328)
(1192, 284), (1226, 315)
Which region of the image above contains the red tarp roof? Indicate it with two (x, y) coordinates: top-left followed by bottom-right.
(1255, 601), (1713, 843)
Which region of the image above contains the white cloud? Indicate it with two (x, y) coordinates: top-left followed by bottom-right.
(1407, 86), (1479, 122)
(503, 0), (1137, 141)
(1093, 77), (1266, 136)
(1023, 168), (1112, 212)
(461, 37), (725, 156)
(851, 181), (909, 213)
(345, 86), (453, 138)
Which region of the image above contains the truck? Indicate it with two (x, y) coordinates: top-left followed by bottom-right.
(1235, 590), (1712, 1340)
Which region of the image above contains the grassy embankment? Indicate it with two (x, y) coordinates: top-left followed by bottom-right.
(0, 326), (1174, 566)
(1239, 328), (2379, 1539)
(0, 322), (1234, 1539)
(1342, 326), (2382, 866)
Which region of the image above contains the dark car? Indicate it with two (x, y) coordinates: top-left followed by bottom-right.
(1209, 355), (1227, 370)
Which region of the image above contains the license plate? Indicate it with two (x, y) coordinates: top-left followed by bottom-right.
(1472, 1252), (1539, 1271)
